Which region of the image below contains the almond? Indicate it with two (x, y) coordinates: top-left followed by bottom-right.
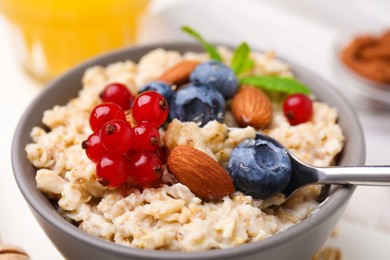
(0, 245), (29, 260)
(167, 145), (234, 200)
(231, 84), (273, 129)
(158, 60), (200, 86)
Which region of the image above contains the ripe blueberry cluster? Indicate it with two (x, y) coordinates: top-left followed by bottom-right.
(82, 83), (169, 188)
(140, 61), (238, 127)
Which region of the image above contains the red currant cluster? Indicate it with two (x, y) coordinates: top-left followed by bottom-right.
(81, 83), (169, 188)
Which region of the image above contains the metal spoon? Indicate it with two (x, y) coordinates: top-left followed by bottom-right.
(252, 130), (390, 201)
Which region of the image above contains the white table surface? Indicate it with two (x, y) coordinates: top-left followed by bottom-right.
(0, 0), (389, 259)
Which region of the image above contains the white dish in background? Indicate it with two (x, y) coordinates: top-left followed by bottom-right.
(333, 24), (390, 110)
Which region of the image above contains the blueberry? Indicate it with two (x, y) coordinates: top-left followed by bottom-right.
(169, 83), (225, 126)
(190, 61), (238, 98)
(139, 81), (174, 102)
(227, 138), (292, 199)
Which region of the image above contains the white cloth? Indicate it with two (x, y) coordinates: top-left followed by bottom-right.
(0, 1), (389, 259)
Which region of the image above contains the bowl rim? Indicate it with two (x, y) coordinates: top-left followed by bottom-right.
(11, 41), (364, 259)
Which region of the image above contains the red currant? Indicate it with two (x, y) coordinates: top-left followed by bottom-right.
(100, 120), (133, 153)
(283, 94), (313, 125)
(96, 154), (130, 187)
(132, 122), (160, 152)
(81, 131), (107, 162)
(131, 91), (169, 127)
(125, 149), (137, 160)
(100, 83), (134, 110)
(155, 146), (167, 164)
(89, 103), (126, 132)
(129, 152), (163, 184)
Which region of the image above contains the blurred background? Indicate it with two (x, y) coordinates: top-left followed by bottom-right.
(0, 0), (389, 259)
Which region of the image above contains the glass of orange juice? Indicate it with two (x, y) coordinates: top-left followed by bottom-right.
(0, 0), (150, 82)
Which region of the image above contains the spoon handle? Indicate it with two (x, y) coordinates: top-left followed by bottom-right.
(318, 166), (390, 186)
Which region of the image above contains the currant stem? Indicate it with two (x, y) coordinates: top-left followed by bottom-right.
(159, 99), (167, 111)
(105, 124), (116, 135)
(150, 136), (159, 146)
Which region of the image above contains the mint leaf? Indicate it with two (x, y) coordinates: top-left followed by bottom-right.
(240, 76), (311, 94)
(239, 58), (255, 75)
(230, 42), (254, 76)
(181, 26), (222, 62)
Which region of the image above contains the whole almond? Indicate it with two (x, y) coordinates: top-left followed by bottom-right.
(231, 84), (273, 129)
(158, 60), (200, 86)
(0, 245), (29, 260)
(167, 145), (234, 200)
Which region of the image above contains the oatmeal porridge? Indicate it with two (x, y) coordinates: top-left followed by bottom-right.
(25, 46), (344, 252)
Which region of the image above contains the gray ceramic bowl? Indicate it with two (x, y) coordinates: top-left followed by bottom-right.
(12, 42), (365, 260)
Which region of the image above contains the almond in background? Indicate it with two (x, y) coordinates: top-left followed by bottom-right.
(158, 60), (200, 86)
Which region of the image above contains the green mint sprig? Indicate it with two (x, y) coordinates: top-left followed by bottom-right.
(181, 26), (222, 62)
(181, 26), (310, 95)
(230, 42), (254, 76)
(181, 26), (254, 77)
(240, 76), (311, 94)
